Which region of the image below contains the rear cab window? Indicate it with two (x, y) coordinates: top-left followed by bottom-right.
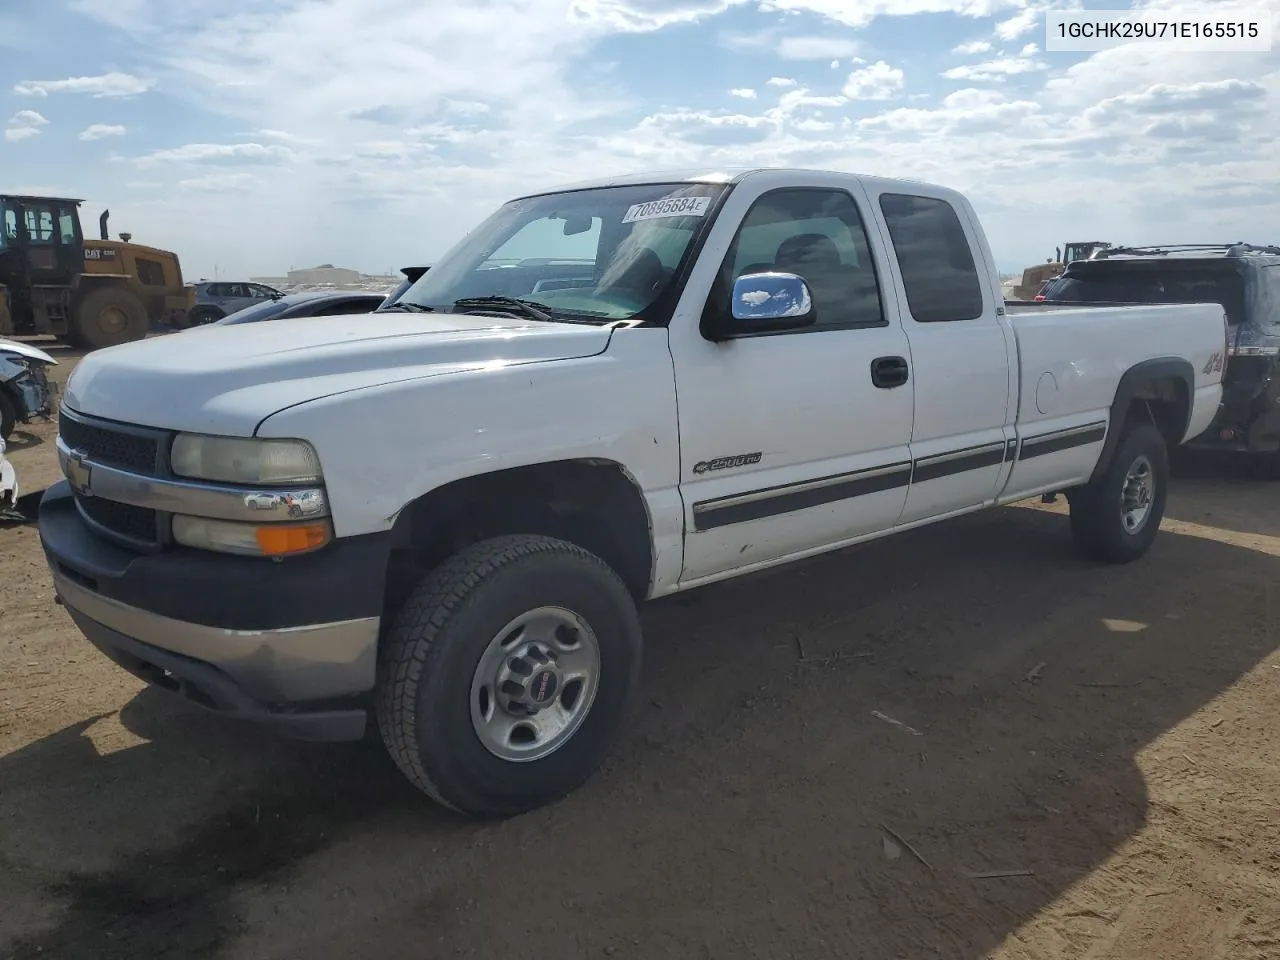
(877, 193), (985, 323)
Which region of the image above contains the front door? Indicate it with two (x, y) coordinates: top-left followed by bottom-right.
(670, 179), (916, 584)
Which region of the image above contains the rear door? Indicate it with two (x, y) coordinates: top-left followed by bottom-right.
(670, 175), (916, 584)
(863, 186), (1016, 524)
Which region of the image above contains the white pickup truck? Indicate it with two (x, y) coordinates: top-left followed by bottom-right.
(39, 168), (1227, 818)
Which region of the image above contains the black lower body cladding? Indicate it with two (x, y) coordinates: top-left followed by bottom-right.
(38, 481), (393, 740)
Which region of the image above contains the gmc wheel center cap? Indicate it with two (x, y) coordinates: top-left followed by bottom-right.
(531, 669), (558, 704)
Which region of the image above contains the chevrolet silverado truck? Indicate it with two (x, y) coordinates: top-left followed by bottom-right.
(39, 168), (1227, 818)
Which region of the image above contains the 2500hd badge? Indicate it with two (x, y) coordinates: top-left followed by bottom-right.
(692, 452), (763, 474)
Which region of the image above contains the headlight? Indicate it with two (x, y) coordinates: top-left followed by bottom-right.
(170, 434), (322, 485)
(172, 515), (332, 557)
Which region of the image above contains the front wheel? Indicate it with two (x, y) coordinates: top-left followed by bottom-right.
(375, 534), (643, 818)
(74, 286), (149, 349)
(1069, 422), (1169, 564)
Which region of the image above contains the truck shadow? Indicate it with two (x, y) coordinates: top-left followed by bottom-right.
(1, 502), (1276, 959)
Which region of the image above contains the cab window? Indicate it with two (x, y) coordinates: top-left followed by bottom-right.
(716, 187), (885, 331)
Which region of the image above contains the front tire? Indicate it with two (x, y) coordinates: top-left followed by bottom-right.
(1069, 422), (1169, 564)
(375, 534), (643, 819)
(74, 286), (149, 349)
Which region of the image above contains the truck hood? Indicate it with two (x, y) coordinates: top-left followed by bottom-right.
(62, 312), (613, 435)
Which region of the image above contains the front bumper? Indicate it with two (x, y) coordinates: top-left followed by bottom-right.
(39, 481), (390, 741)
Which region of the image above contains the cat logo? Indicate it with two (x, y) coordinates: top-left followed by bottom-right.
(1202, 351), (1224, 375)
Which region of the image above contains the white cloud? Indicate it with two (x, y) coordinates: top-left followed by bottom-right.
(46, 0), (1280, 280)
(729, 87), (757, 98)
(994, 6), (1039, 40)
(953, 39), (992, 54)
(777, 36), (861, 60)
(135, 142), (294, 165)
(1020, 42), (1038, 56)
(13, 72), (153, 98)
(79, 123), (127, 141)
(5, 109), (48, 142)
(842, 61), (905, 100)
(9, 110), (49, 127)
(179, 172), (262, 192)
(942, 55), (1046, 82)
(568, 0), (1025, 32)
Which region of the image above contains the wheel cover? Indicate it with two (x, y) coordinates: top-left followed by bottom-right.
(98, 306), (129, 335)
(1120, 454), (1155, 534)
(469, 606), (602, 763)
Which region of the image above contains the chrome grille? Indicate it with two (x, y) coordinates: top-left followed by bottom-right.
(58, 409), (161, 475)
(59, 409), (168, 549)
(77, 496), (159, 544)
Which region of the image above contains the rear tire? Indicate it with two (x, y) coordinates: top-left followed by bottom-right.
(1069, 422), (1169, 564)
(0, 390), (16, 442)
(375, 534), (643, 819)
(74, 287), (149, 349)
(187, 306), (224, 327)
(1247, 451), (1280, 481)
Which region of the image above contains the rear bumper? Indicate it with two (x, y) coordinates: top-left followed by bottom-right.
(1186, 378), (1280, 454)
(39, 480), (389, 741)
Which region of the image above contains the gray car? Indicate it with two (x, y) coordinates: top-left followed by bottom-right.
(187, 281), (283, 326)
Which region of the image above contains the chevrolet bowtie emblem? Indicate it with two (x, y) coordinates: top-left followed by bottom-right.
(65, 448), (93, 497)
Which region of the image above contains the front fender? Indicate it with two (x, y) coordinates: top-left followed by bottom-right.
(253, 330), (685, 588)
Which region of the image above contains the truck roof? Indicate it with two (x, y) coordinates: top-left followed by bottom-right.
(514, 166), (939, 201)
(1089, 243), (1280, 266)
(0, 194), (84, 205)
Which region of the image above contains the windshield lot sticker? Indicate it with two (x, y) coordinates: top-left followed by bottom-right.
(622, 195), (711, 223)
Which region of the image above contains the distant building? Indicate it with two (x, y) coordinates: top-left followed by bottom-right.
(286, 264), (362, 286)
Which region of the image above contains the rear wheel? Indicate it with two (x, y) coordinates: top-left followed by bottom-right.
(1247, 451), (1280, 480)
(1069, 422), (1169, 564)
(187, 306), (224, 327)
(375, 534), (643, 818)
(0, 390), (17, 442)
(74, 287), (149, 349)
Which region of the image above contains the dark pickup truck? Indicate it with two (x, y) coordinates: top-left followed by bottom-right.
(1042, 243), (1280, 477)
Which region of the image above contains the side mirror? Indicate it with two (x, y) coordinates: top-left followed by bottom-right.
(728, 272), (815, 333)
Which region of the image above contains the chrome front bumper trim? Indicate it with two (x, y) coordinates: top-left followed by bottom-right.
(52, 569), (379, 703)
(55, 435), (329, 524)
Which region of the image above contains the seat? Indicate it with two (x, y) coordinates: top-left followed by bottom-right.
(597, 246), (667, 302)
(772, 233), (848, 324)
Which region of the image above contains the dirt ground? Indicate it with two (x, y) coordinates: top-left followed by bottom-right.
(2, 342), (1278, 960)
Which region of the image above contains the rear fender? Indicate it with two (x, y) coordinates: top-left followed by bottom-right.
(1089, 357), (1193, 484)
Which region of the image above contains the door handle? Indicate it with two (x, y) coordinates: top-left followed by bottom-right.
(870, 355), (909, 389)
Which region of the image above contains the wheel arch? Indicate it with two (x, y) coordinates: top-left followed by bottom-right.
(379, 457), (657, 619)
(1090, 357), (1193, 485)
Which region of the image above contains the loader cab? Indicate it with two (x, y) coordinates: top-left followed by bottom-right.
(0, 195), (85, 291)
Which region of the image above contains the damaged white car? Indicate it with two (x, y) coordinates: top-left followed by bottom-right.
(0, 338), (58, 442)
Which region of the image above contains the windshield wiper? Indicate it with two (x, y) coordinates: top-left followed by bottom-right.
(377, 301), (435, 313)
(452, 296), (557, 323)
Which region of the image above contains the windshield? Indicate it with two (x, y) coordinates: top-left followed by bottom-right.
(212, 297), (293, 326)
(394, 182), (729, 322)
(1046, 264), (1246, 323)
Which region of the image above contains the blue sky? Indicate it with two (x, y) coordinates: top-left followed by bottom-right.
(2, 0), (1277, 279)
